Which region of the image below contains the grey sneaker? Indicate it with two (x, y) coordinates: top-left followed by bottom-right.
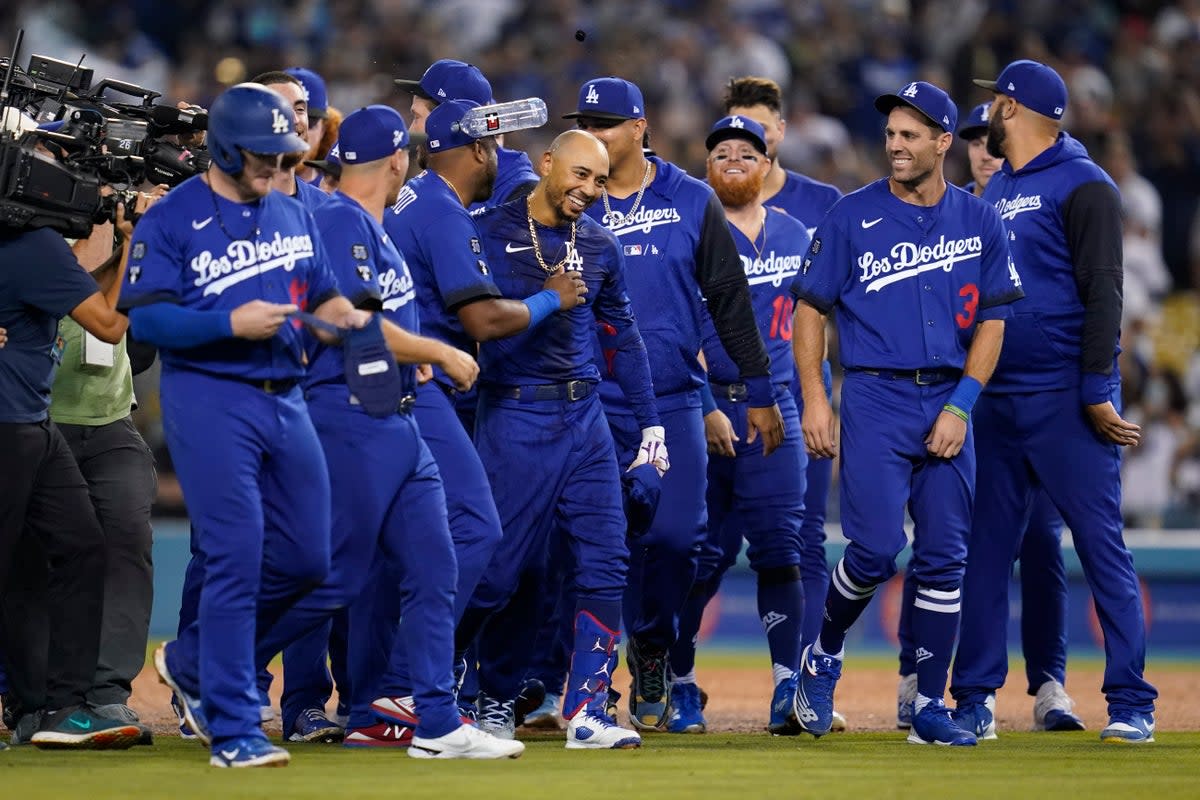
(91, 703), (153, 746)
(10, 710), (44, 746)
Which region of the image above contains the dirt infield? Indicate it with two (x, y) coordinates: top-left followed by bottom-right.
(127, 657), (1199, 737)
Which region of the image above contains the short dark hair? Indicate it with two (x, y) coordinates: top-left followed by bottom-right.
(251, 70), (301, 88)
(723, 77), (783, 115)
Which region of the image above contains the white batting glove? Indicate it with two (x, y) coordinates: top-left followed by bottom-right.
(629, 425), (669, 477)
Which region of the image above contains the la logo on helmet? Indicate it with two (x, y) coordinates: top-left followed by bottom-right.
(271, 108), (290, 134)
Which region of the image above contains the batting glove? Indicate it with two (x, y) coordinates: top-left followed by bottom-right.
(629, 425), (669, 477)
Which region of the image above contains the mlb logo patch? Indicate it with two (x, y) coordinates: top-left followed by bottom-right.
(470, 237), (481, 254)
(352, 244), (369, 260)
(624, 244), (643, 256)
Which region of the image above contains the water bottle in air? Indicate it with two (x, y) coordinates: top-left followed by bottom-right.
(456, 98), (548, 138)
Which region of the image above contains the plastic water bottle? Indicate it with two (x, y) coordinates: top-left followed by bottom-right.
(457, 98), (548, 138)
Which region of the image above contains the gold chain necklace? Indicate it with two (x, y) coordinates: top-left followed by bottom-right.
(526, 195), (577, 274)
(601, 159), (652, 228)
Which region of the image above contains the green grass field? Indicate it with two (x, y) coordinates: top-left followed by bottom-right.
(5, 732), (1197, 800)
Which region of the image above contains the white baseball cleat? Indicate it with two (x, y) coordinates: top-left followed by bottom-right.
(565, 711), (641, 750)
(407, 723), (525, 760)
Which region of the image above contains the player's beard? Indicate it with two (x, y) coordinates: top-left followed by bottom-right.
(987, 112), (1007, 160)
(281, 151), (306, 171)
(707, 162), (764, 208)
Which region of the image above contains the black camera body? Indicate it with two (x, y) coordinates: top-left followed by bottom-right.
(1, 43), (209, 237)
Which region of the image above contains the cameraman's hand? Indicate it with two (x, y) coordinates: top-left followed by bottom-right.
(115, 203), (135, 241)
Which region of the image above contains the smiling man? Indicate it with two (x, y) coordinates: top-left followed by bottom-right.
(789, 80), (1023, 747)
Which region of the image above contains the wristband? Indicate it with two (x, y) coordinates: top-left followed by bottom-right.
(942, 403), (970, 422)
(1081, 371), (1112, 406)
(947, 375), (982, 415)
(521, 289), (559, 329)
(743, 374), (774, 407)
(700, 379), (717, 415)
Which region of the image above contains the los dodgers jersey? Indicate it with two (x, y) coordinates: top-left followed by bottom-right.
(385, 169), (499, 389)
(702, 208), (810, 386)
(293, 176), (329, 214)
(981, 133), (1122, 395)
(303, 191), (417, 396)
(474, 198), (657, 425)
(793, 178), (1023, 371)
(122, 174), (339, 380)
(766, 170), (842, 234)
(586, 155), (770, 406)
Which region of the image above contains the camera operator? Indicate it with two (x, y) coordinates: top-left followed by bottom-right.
(0, 111), (145, 748)
(2, 188), (163, 745)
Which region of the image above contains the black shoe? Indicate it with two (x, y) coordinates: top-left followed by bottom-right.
(30, 706), (142, 750)
(514, 679), (546, 728)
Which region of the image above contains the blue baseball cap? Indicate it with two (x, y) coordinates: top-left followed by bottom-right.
(285, 67), (329, 118)
(424, 99), (483, 153)
(303, 142), (341, 177)
(958, 102), (991, 140)
(563, 77), (645, 121)
(974, 60), (1067, 120)
(875, 81), (957, 133)
(394, 59), (493, 105)
(705, 115), (767, 154)
(337, 105), (412, 164)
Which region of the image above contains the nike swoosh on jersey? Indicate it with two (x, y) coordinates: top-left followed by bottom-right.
(505, 242), (533, 253)
(192, 217), (214, 230)
(861, 218), (883, 229)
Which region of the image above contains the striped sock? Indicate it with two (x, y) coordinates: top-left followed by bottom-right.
(817, 559), (876, 655)
(912, 585), (961, 702)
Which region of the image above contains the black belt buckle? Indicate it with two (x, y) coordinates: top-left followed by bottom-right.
(566, 380), (590, 401)
(398, 394), (417, 413)
(914, 369), (936, 386)
(726, 383), (748, 402)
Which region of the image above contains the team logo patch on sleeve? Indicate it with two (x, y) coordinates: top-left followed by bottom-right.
(470, 237), (481, 254)
(132, 242), (146, 260)
(351, 244), (369, 261)
(357, 265), (372, 282)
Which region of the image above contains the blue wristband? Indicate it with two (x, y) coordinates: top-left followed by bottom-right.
(947, 375), (983, 415)
(700, 379), (717, 415)
(1081, 371), (1112, 406)
(521, 289), (559, 329)
(744, 375), (775, 407)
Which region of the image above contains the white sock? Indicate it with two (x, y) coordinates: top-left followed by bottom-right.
(812, 640), (844, 661)
(914, 693), (939, 715)
(671, 670), (696, 685)
(772, 663), (795, 687)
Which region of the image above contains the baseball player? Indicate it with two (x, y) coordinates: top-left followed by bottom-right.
(123, 84), (367, 767)
(454, 129), (662, 749)
(714, 74), (849, 730)
(665, 115), (811, 735)
(349, 99), (585, 744)
(950, 60), (1158, 744)
(895, 103), (1083, 734)
(791, 80), (1022, 746)
(274, 104), (520, 760)
(394, 59), (539, 212)
(570, 76), (783, 730)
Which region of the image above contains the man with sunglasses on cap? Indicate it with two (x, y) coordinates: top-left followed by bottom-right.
(569, 76), (784, 731)
(950, 60), (1158, 745)
(894, 102), (1082, 735)
(665, 115), (812, 736)
(790, 80), (1021, 746)
(355, 99), (586, 746)
(394, 59), (539, 211)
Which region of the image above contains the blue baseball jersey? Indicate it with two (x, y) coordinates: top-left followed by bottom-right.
(793, 179), (1022, 371)
(386, 170), (498, 388)
(474, 200), (655, 413)
(981, 133), (1121, 395)
(293, 177), (329, 214)
(468, 146), (540, 214)
(304, 190), (419, 394)
(766, 169), (843, 235)
(122, 175), (340, 380)
(587, 156), (733, 403)
(702, 208), (810, 385)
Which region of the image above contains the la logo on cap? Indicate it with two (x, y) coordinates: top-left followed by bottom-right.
(1008, 82), (1016, 91)
(902, 82), (919, 98)
(393, 129), (403, 147)
(730, 116), (744, 128)
(585, 84), (600, 104)
(981, 103), (990, 120)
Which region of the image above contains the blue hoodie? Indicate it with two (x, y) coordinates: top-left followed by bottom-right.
(982, 133), (1123, 401)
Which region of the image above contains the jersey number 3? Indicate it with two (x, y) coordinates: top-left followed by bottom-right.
(956, 283), (979, 329)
